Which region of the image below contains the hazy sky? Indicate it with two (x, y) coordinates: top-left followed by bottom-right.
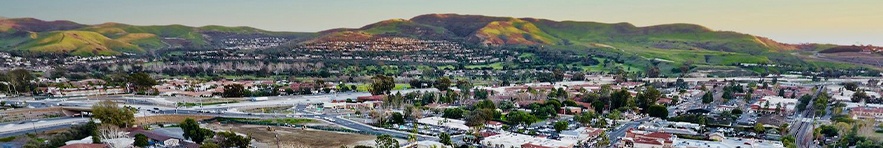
(2, 0), (882, 45)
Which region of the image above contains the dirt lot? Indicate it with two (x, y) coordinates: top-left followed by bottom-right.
(0, 107), (65, 123)
(205, 124), (377, 148)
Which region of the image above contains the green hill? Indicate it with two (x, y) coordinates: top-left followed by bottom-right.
(307, 13), (877, 72)
(0, 14), (873, 72)
(0, 18), (315, 56)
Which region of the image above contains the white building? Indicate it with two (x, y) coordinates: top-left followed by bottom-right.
(418, 117), (469, 131)
(481, 132), (577, 148)
(750, 96), (797, 114)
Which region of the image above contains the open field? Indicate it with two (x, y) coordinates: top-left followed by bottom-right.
(205, 124), (377, 148)
(0, 107), (65, 123)
(134, 115), (215, 125)
(241, 105), (294, 113)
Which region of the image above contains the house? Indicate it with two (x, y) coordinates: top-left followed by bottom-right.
(620, 129), (675, 148)
(481, 132), (576, 148)
(127, 129), (200, 148)
(559, 106), (583, 115)
(749, 96), (797, 114)
(850, 107), (883, 121)
(487, 121), (504, 129)
(560, 127), (605, 144)
(656, 98), (673, 105)
(357, 95), (386, 102)
(60, 144), (109, 148)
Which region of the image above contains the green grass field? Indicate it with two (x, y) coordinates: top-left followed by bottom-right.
(466, 62), (504, 70)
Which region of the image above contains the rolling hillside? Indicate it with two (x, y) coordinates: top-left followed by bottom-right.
(305, 13), (881, 71)
(0, 14), (876, 71)
(0, 17), (315, 56)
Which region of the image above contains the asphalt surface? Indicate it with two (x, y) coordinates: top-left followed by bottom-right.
(607, 117), (650, 148)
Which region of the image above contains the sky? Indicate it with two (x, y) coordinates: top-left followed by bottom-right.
(2, 0), (882, 45)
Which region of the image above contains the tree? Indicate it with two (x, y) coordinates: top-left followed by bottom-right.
(647, 66), (660, 78)
(574, 112), (596, 126)
(572, 72), (586, 81)
(181, 118), (214, 144)
(216, 131), (250, 148)
(375, 134), (399, 148)
(844, 82), (859, 91)
(608, 110), (622, 120)
(594, 131), (611, 147)
(97, 124), (132, 148)
(439, 132), (452, 146)
(506, 110), (538, 126)
(636, 86), (661, 113)
(442, 108), (465, 119)
(780, 123), (790, 135)
(610, 88), (632, 110)
(223, 84), (246, 97)
(48, 66), (67, 79)
(754, 123), (766, 134)
(92, 100), (134, 128)
(732, 108), (743, 115)
(818, 125), (839, 137)
(781, 135), (797, 148)
(6, 69), (36, 93)
(554, 120), (569, 132)
(128, 72), (157, 93)
(498, 100), (516, 111)
(473, 99), (495, 109)
(434, 77), (452, 91)
(465, 109), (494, 131)
(552, 69), (565, 83)
(369, 75), (395, 95)
(701, 91), (713, 104)
(680, 60), (693, 76)
(404, 105), (422, 120)
(814, 94), (829, 115)
(455, 79), (473, 94)
(853, 90), (870, 102)
(722, 89), (734, 101)
(647, 105), (668, 119)
(389, 112), (405, 125)
(134, 134), (149, 147)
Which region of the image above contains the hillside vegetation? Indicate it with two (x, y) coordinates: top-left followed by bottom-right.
(1, 14), (876, 71)
(0, 18), (314, 56)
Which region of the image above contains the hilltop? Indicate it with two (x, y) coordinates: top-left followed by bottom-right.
(1, 14), (880, 71)
(0, 18), (315, 56)
(316, 14), (804, 52)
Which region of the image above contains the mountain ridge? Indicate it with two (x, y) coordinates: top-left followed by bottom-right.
(0, 17), (314, 56)
(0, 13), (860, 57)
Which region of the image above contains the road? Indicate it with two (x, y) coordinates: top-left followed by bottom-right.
(791, 86), (823, 148)
(607, 117), (650, 148)
(0, 117), (89, 137)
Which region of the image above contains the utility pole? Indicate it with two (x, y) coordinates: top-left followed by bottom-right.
(268, 126), (281, 148)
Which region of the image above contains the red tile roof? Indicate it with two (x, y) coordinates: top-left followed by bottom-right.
(60, 144), (108, 148)
(521, 143), (553, 148)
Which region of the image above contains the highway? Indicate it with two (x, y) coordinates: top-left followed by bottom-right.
(0, 117), (89, 137)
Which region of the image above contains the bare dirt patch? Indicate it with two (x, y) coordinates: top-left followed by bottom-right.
(205, 124), (376, 148)
(0, 107), (65, 122)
